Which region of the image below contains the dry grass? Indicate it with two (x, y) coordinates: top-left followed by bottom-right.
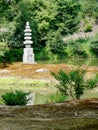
(0, 62), (97, 80)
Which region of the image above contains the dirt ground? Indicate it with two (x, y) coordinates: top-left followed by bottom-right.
(0, 98), (98, 130)
(0, 62), (98, 80)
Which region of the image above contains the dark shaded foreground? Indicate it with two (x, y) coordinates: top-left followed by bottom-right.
(0, 98), (98, 130)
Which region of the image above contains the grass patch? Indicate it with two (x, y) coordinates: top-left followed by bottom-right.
(0, 77), (98, 105)
(0, 77), (56, 105)
(82, 89), (98, 99)
(0, 77), (53, 91)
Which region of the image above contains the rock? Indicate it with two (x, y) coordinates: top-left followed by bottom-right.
(0, 70), (10, 74)
(35, 68), (48, 72)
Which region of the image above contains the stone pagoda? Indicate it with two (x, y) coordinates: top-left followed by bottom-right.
(23, 22), (35, 64)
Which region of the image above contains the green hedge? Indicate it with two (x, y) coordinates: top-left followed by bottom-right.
(0, 48), (23, 63)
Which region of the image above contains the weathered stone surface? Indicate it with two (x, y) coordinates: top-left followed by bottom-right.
(0, 98), (98, 130)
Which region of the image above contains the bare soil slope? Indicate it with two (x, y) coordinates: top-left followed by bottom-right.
(0, 62), (98, 80)
(0, 98), (98, 130)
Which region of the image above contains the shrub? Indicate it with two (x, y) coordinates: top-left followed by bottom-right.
(72, 42), (87, 58)
(51, 68), (98, 100)
(1, 90), (31, 106)
(0, 48), (23, 67)
(66, 41), (88, 58)
(4, 48), (23, 62)
(0, 42), (9, 67)
(84, 23), (92, 32)
(0, 42), (9, 56)
(48, 92), (66, 103)
(35, 48), (53, 60)
(90, 39), (98, 56)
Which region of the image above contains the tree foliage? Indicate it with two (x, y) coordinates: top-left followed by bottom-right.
(55, 0), (81, 35)
(80, 0), (97, 17)
(0, 0), (81, 50)
(46, 30), (66, 55)
(0, 0), (98, 60)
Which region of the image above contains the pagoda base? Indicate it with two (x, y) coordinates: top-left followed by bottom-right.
(23, 48), (35, 64)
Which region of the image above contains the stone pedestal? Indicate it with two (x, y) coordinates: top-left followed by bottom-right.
(23, 48), (35, 64)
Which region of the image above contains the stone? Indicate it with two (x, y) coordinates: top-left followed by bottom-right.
(0, 70), (10, 74)
(23, 22), (36, 64)
(35, 68), (48, 72)
(27, 92), (35, 105)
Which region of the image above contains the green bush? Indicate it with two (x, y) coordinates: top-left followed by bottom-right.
(48, 92), (66, 103)
(73, 43), (87, 58)
(4, 48), (23, 62)
(1, 90), (31, 106)
(0, 48), (23, 66)
(66, 40), (88, 58)
(35, 48), (53, 60)
(84, 23), (92, 32)
(51, 68), (98, 100)
(90, 39), (98, 56)
(0, 42), (9, 56)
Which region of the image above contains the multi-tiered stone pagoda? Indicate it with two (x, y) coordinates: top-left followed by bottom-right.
(23, 22), (35, 64)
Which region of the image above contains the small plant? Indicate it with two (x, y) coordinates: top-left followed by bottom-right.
(66, 39), (88, 58)
(72, 42), (87, 58)
(90, 39), (98, 56)
(48, 91), (66, 103)
(84, 23), (92, 32)
(1, 90), (31, 106)
(0, 42), (9, 67)
(51, 68), (98, 100)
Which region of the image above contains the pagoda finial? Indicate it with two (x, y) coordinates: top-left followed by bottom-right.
(26, 21), (29, 25)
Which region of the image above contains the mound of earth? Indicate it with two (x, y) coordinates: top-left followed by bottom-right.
(0, 98), (98, 130)
(0, 62), (98, 80)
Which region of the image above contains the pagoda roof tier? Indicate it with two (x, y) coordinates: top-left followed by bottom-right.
(24, 36), (32, 40)
(24, 28), (32, 32)
(23, 41), (33, 44)
(24, 33), (32, 36)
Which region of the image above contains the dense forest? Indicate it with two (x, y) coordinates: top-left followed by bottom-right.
(0, 0), (98, 62)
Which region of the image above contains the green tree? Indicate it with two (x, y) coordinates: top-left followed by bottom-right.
(46, 30), (67, 58)
(30, 0), (58, 48)
(51, 69), (97, 100)
(0, 0), (81, 59)
(55, 0), (81, 35)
